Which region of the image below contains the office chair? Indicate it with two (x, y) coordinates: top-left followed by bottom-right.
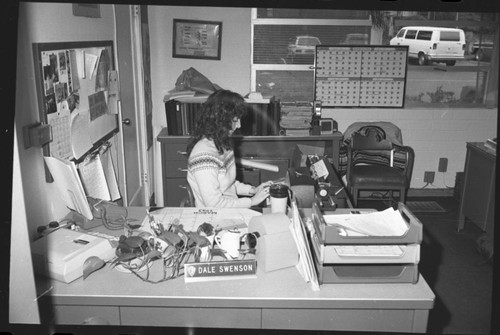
(346, 127), (414, 207)
(179, 183), (196, 207)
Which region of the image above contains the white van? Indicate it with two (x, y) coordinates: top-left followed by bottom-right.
(390, 26), (466, 66)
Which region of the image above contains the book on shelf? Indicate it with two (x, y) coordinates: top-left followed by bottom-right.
(283, 128), (311, 136)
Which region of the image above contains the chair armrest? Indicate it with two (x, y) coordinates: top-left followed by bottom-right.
(401, 145), (415, 182)
(345, 145), (354, 179)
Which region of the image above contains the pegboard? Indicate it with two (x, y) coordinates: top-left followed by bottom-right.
(314, 45), (408, 107)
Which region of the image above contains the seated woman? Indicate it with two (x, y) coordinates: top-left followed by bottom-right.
(186, 90), (271, 207)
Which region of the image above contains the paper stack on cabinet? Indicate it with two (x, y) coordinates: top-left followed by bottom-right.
(308, 202), (423, 284)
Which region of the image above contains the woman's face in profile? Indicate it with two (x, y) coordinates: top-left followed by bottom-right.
(229, 117), (241, 135)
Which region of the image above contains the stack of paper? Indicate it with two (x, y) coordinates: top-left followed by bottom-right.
(289, 200), (320, 291)
(44, 156), (93, 220)
(323, 207), (410, 237)
(78, 148), (120, 202)
(142, 207), (262, 234)
(280, 102), (312, 136)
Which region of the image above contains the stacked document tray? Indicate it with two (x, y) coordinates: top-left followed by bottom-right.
(309, 201), (423, 284)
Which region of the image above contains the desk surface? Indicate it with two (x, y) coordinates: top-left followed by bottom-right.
(38, 207), (435, 331)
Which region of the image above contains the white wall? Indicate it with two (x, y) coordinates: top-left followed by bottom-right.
(329, 107), (497, 188)
(10, 128), (40, 324)
(148, 5), (252, 205)
(149, 5), (252, 128)
(12, 2), (117, 324)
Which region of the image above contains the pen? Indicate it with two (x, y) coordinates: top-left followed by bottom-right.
(334, 187), (344, 196)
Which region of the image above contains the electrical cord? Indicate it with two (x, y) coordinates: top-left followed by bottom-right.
(36, 218), (76, 238)
(441, 172), (454, 189)
(420, 182), (430, 189)
(90, 198), (129, 230)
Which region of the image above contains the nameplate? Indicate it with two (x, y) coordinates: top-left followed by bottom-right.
(184, 259), (257, 283)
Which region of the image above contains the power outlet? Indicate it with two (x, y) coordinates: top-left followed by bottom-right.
(424, 171), (435, 184)
(438, 158), (448, 172)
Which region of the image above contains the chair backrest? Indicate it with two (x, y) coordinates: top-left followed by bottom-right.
(343, 122), (404, 146)
(347, 127), (415, 181)
(351, 127), (393, 151)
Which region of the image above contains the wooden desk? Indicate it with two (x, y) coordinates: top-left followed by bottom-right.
(458, 142), (496, 234)
(37, 207), (434, 332)
(157, 129), (343, 206)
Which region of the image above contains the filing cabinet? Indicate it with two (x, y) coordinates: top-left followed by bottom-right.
(458, 142), (496, 234)
(159, 136), (190, 206)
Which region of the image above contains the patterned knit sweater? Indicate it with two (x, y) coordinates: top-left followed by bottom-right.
(187, 138), (253, 207)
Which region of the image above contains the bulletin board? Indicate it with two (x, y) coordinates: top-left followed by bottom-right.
(314, 45), (408, 108)
(32, 40), (119, 181)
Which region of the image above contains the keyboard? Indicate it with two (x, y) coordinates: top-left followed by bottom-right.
(334, 245), (405, 257)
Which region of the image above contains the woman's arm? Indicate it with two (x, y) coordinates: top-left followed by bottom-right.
(234, 180), (253, 196)
(190, 167), (252, 208)
(248, 180), (273, 195)
(235, 180), (271, 206)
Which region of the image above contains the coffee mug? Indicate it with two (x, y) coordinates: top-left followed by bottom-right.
(214, 229), (241, 259)
(270, 183), (289, 214)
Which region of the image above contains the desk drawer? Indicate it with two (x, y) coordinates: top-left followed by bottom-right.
(262, 308), (421, 332)
(164, 142), (189, 161)
(165, 160), (188, 178)
(165, 179), (190, 206)
(53, 305), (120, 325)
(121, 306), (261, 328)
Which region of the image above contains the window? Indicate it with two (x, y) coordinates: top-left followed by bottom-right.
(405, 30), (417, 39)
(251, 9), (498, 107)
(251, 9), (372, 101)
(440, 31), (460, 42)
(417, 31), (433, 41)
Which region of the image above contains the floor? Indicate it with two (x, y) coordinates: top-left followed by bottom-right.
(357, 196), (495, 335)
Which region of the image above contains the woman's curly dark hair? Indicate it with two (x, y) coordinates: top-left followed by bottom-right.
(186, 90), (247, 155)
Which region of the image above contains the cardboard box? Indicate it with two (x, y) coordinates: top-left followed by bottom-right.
(248, 213), (298, 272)
(291, 143), (327, 167)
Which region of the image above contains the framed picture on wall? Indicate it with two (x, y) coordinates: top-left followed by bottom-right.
(173, 19), (222, 60)
(72, 4), (101, 18)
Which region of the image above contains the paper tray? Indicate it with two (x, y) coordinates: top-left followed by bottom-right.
(313, 243), (420, 264)
(316, 263), (419, 284)
(311, 202), (423, 245)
